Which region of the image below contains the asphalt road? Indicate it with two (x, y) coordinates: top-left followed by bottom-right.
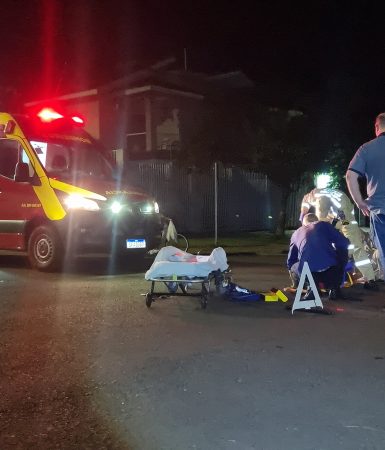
(1, 253), (385, 450)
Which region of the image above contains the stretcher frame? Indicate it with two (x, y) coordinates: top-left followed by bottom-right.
(144, 270), (231, 309)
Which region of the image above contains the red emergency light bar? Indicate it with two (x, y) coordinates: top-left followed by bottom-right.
(36, 107), (85, 126)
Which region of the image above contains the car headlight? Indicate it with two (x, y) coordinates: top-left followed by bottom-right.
(64, 194), (100, 211)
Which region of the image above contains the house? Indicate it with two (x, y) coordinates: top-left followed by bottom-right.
(25, 62), (255, 170)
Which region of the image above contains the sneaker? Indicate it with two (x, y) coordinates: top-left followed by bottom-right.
(329, 288), (361, 302)
(328, 288), (348, 301)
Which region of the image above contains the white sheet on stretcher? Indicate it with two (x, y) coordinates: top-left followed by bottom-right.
(145, 246), (228, 280)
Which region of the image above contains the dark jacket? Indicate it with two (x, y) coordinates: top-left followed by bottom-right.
(287, 221), (350, 273)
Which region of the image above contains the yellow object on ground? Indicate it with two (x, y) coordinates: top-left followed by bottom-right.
(275, 289), (289, 302)
(261, 290), (288, 302)
(260, 292), (279, 302)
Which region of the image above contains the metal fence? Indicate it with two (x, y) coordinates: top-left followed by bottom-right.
(125, 160), (304, 233)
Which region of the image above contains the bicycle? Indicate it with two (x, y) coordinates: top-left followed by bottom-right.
(159, 217), (189, 252)
(148, 217), (189, 256)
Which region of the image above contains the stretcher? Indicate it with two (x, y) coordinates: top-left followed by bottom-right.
(144, 246), (230, 309)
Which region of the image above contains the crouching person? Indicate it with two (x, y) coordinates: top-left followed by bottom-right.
(287, 213), (350, 300)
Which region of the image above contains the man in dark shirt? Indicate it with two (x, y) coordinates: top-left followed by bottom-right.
(287, 213), (350, 300)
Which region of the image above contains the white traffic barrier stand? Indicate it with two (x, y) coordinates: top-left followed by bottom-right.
(291, 262), (328, 315)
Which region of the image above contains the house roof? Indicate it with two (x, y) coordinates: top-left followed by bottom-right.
(25, 64), (255, 106)
(99, 68), (255, 95)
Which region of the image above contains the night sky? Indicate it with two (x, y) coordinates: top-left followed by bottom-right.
(1, 0), (385, 141)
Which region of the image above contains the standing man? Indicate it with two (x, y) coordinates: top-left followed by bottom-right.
(346, 113), (385, 279)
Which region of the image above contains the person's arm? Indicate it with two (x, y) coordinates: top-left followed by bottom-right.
(345, 170), (370, 216)
(330, 226), (350, 249)
(287, 241), (298, 270)
(299, 205), (309, 223)
(299, 193), (311, 222)
(327, 223), (350, 267)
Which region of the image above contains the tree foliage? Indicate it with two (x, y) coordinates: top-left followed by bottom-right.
(178, 93), (254, 168)
(250, 107), (325, 234)
(179, 90), (356, 234)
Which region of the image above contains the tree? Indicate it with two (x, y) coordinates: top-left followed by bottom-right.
(178, 92), (255, 168)
(178, 90), (329, 235)
(251, 108), (324, 235)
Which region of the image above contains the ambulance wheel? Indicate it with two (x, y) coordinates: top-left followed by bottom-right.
(28, 225), (63, 272)
(145, 293), (153, 308)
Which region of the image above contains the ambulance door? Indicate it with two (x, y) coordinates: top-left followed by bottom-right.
(0, 138), (42, 250)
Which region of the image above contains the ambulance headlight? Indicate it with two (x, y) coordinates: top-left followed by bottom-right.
(64, 194), (100, 211)
(140, 201), (159, 214)
(111, 201), (123, 214)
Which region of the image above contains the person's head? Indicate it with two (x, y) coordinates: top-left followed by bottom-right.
(374, 113), (385, 137)
(303, 213), (319, 226)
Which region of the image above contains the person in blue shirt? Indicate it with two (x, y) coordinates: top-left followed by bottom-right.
(346, 112), (385, 282)
(287, 213), (350, 300)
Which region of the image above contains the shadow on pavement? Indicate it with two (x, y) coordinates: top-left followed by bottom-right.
(63, 255), (154, 275)
(0, 254), (154, 276)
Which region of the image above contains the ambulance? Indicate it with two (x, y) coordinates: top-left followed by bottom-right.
(0, 107), (162, 271)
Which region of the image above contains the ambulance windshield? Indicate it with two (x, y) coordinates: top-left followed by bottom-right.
(30, 139), (115, 181)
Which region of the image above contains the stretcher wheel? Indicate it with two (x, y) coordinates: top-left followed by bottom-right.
(145, 293), (153, 308)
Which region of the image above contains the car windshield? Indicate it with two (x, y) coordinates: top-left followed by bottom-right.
(29, 138), (115, 182)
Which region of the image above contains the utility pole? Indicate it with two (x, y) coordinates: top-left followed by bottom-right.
(214, 162), (218, 246)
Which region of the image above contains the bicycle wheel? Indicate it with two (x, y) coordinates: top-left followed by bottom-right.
(176, 233), (189, 252)
(166, 233), (189, 252)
